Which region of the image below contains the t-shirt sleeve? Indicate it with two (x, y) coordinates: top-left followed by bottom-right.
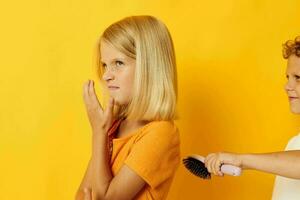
(124, 121), (180, 188)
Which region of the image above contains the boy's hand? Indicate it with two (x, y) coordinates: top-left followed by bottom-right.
(204, 152), (242, 176)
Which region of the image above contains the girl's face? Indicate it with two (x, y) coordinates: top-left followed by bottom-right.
(100, 40), (136, 106)
(285, 54), (300, 114)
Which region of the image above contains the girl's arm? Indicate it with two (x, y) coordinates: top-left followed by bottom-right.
(75, 158), (93, 200)
(76, 80), (146, 200)
(75, 133), (146, 200)
(90, 132), (146, 200)
(204, 150), (300, 179)
(75, 134), (147, 200)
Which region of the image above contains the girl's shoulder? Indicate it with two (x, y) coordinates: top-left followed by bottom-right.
(135, 120), (179, 141)
(146, 120), (177, 130)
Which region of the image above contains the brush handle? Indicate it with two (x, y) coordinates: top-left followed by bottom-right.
(190, 154), (242, 176)
(220, 164), (242, 176)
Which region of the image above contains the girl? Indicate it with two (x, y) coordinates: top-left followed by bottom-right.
(204, 36), (300, 200)
(75, 16), (180, 200)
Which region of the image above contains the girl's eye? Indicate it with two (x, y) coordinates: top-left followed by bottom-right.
(116, 60), (124, 66)
(295, 75), (300, 80)
(101, 63), (107, 69)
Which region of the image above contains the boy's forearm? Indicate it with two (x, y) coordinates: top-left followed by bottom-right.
(240, 150), (300, 179)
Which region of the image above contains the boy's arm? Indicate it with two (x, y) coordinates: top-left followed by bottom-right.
(205, 150), (300, 179)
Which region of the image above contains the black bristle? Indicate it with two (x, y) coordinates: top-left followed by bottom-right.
(182, 157), (211, 179)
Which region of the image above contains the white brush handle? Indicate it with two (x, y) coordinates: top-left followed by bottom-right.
(190, 154), (242, 176)
(220, 164), (242, 176)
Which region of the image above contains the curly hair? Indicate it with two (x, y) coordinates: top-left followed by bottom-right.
(282, 36), (300, 59)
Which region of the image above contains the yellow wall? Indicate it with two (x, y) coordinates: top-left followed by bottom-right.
(1, 0), (300, 199)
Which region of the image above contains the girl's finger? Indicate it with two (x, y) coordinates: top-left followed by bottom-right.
(104, 97), (114, 126)
(83, 188), (92, 200)
(88, 80), (94, 96)
(83, 80), (90, 103)
(89, 80), (103, 110)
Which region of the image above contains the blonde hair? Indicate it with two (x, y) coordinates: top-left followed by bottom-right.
(97, 15), (178, 121)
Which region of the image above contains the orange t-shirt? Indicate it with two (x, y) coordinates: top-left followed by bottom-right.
(108, 120), (180, 200)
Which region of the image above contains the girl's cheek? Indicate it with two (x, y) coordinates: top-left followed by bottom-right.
(295, 84), (300, 95)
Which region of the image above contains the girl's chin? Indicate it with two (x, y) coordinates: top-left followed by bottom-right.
(112, 98), (123, 106)
(109, 95), (130, 106)
(113, 99), (130, 107)
(290, 106), (300, 114)
(114, 100), (121, 106)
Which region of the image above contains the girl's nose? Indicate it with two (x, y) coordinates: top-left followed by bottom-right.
(102, 70), (115, 82)
(285, 80), (294, 91)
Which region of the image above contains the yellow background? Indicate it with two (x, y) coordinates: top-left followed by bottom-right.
(1, 0), (300, 199)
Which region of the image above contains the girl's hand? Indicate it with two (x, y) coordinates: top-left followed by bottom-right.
(204, 152), (243, 176)
(82, 79), (115, 134)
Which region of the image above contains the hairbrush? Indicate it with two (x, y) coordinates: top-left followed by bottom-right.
(183, 154), (242, 179)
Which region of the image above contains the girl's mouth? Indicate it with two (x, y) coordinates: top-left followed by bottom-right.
(108, 86), (120, 90)
(289, 96), (299, 101)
